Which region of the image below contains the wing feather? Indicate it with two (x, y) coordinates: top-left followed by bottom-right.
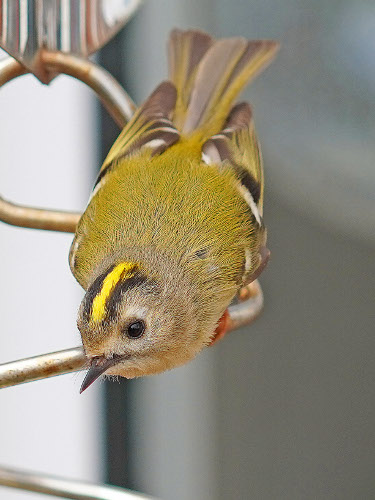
(103, 81), (179, 169)
(91, 81), (180, 195)
(202, 102), (264, 214)
(168, 29), (214, 130)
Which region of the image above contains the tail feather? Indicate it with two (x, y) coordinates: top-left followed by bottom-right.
(168, 30), (279, 139)
(168, 29), (214, 130)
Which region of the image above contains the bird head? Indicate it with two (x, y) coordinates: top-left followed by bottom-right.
(77, 261), (202, 392)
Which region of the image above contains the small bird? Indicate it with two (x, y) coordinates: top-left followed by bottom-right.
(69, 29), (278, 392)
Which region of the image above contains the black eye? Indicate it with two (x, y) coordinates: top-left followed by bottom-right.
(126, 320), (145, 339)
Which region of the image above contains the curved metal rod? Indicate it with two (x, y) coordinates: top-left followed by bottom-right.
(0, 348), (86, 389)
(0, 53), (135, 233)
(0, 195), (80, 232)
(0, 57), (27, 86)
(0, 465), (154, 500)
(0, 280), (263, 389)
(227, 279), (264, 331)
(0, 53), (135, 127)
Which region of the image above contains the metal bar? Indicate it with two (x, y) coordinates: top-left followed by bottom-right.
(227, 279), (264, 331)
(0, 56), (27, 86)
(0, 281), (263, 390)
(0, 195), (80, 232)
(0, 347), (86, 389)
(0, 465), (154, 499)
(0, 53), (135, 129)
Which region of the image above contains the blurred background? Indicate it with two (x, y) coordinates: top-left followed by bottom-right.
(1, 0), (374, 499)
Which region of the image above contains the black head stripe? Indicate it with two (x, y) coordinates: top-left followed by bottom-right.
(82, 264), (115, 321)
(105, 272), (148, 322)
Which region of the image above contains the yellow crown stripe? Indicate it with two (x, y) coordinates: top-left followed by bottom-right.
(91, 262), (136, 322)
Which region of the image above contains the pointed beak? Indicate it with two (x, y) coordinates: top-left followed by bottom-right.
(80, 354), (128, 394)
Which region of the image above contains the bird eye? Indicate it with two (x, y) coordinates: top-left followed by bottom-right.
(126, 320), (145, 339)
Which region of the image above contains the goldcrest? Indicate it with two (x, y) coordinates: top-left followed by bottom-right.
(69, 29), (278, 392)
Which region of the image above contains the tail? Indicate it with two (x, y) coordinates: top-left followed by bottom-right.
(168, 29), (279, 139)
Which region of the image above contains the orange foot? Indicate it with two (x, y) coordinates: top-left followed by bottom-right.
(209, 309), (230, 346)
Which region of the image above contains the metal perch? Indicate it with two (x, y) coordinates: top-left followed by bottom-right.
(0, 465), (153, 500)
(0, 194), (81, 232)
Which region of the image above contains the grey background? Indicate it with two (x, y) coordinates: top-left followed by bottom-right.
(106, 1), (375, 499)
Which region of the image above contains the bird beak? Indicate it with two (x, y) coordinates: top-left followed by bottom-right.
(80, 355), (127, 394)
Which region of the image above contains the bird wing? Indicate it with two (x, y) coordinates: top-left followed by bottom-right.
(201, 102), (269, 284)
(93, 81), (180, 191)
(201, 102), (264, 216)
